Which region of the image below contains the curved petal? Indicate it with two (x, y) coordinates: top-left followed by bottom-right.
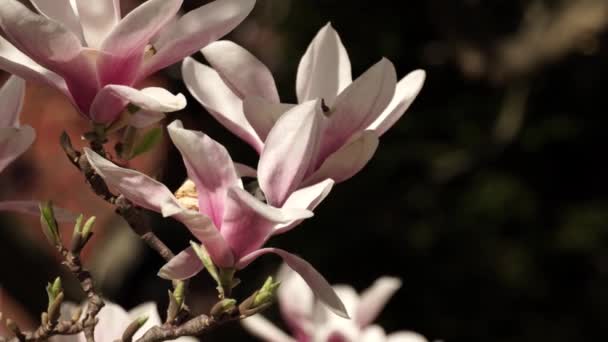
(92, 301), (131, 341)
(273, 179), (334, 236)
(243, 96), (295, 142)
(305, 131), (379, 186)
(258, 100), (325, 207)
(236, 248), (348, 318)
(360, 325), (388, 342)
(182, 57), (262, 151)
(84, 148), (234, 267)
(90, 85), (186, 124)
(241, 315), (296, 342)
(0, 126), (35, 173)
(234, 162), (257, 178)
(386, 332), (429, 342)
(202, 40), (279, 102)
(30, 0), (85, 43)
(323, 58), (396, 156)
(129, 110), (166, 128)
(368, 70), (426, 136)
(158, 247), (204, 280)
(0, 36), (69, 97)
(355, 277), (402, 327)
(0, 76), (25, 127)
(167, 120), (238, 227)
(296, 23), (352, 107)
(75, 0), (120, 49)
(221, 187), (312, 259)
(0, 201), (76, 222)
(0, 0), (98, 113)
(97, 0), (182, 86)
(142, 0), (256, 79)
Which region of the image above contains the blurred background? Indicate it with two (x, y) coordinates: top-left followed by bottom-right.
(1, 0), (608, 341)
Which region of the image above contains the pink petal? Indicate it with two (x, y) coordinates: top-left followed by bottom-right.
(276, 265), (316, 335)
(90, 85), (186, 124)
(296, 23), (352, 107)
(234, 162), (257, 178)
(141, 0), (256, 79)
(273, 179), (334, 236)
(355, 277), (402, 327)
(0, 1), (98, 114)
(368, 70), (426, 136)
(84, 148), (234, 267)
(386, 332), (429, 342)
(129, 110), (166, 128)
(0, 76), (25, 127)
(257, 100), (325, 207)
(97, 0), (182, 86)
(0, 200), (76, 222)
(31, 0), (85, 44)
(0, 125), (35, 173)
(243, 96), (295, 141)
(0, 36), (70, 98)
(322, 58), (396, 157)
(74, 0), (121, 49)
(158, 247), (204, 280)
(181, 57), (263, 152)
(305, 131), (379, 186)
(167, 120), (239, 228)
(202, 40), (279, 102)
(237, 248), (348, 318)
(221, 187), (312, 259)
(241, 315), (296, 342)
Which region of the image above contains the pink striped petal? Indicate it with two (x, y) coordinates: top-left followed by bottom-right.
(368, 70), (426, 136)
(0, 76), (25, 128)
(30, 0), (85, 44)
(0, 36), (70, 98)
(273, 179), (334, 236)
(142, 0), (256, 79)
(323, 58), (396, 157)
(182, 57), (262, 152)
(90, 85), (186, 124)
(236, 248), (349, 318)
(241, 315), (296, 342)
(258, 100), (325, 207)
(305, 131), (379, 186)
(202, 40), (279, 102)
(0, 0), (98, 113)
(296, 23), (352, 107)
(243, 96), (295, 142)
(97, 0), (182, 86)
(84, 148), (234, 267)
(74, 0), (120, 49)
(221, 187), (312, 259)
(0, 201), (76, 222)
(158, 247), (204, 280)
(0, 126), (35, 173)
(167, 120), (238, 228)
(355, 277), (401, 327)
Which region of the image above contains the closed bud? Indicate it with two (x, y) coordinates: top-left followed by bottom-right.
(46, 277), (62, 307)
(253, 276), (281, 308)
(121, 315), (148, 342)
(190, 241), (221, 287)
(40, 201), (61, 247)
(210, 298), (237, 318)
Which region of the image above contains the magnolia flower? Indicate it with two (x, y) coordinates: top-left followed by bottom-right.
(182, 23), (425, 187)
(50, 301), (196, 342)
(0, 0), (256, 124)
(84, 115), (346, 317)
(243, 268), (428, 342)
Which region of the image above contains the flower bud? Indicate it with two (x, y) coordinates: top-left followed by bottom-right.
(40, 201), (61, 247)
(210, 298), (237, 318)
(122, 315), (148, 342)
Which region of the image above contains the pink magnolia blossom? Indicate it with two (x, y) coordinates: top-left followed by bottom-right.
(50, 301), (196, 342)
(243, 268), (428, 342)
(0, 76), (75, 219)
(85, 113), (346, 317)
(181, 23), (425, 188)
(0, 0), (256, 124)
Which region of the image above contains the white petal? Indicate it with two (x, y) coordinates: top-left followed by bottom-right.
(129, 110), (166, 128)
(241, 315), (296, 342)
(296, 23), (352, 107)
(355, 277), (402, 327)
(0, 125), (35, 173)
(202, 40), (279, 102)
(368, 70), (425, 136)
(243, 96), (295, 141)
(30, 0), (85, 43)
(182, 57), (263, 152)
(386, 331), (429, 342)
(0, 76), (25, 127)
(360, 325), (388, 342)
(75, 0), (121, 49)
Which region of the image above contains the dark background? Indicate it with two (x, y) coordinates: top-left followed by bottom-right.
(1, 0), (608, 341)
